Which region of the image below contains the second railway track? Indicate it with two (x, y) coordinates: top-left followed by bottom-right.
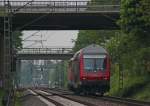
(38, 88), (150, 106)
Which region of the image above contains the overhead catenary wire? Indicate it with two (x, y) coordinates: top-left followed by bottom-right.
(23, 31), (40, 41)
(24, 42), (38, 48)
(45, 31), (56, 40)
(13, 0), (34, 14)
(23, 32), (48, 48)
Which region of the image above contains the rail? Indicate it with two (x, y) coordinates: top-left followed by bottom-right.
(17, 48), (73, 54)
(0, 1), (120, 13)
(44, 88), (150, 106)
(101, 96), (150, 106)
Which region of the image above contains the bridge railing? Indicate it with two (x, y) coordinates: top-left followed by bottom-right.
(0, 1), (120, 13)
(17, 48), (73, 54)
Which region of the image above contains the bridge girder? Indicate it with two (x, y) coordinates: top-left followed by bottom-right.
(17, 54), (73, 60)
(0, 0), (120, 30)
(0, 12), (120, 31)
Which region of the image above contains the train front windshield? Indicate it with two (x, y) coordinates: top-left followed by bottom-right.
(83, 55), (106, 71)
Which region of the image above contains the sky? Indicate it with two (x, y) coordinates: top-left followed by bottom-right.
(22, 30), (78, 48)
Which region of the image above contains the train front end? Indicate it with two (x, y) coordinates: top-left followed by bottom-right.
(79, 45), (110, 94)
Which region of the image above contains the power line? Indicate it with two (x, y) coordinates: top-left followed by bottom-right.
(45, 31), (56, 40)
(22, 40), (46, 42)
(23, 31), (40, 41)
(24, 42), (37, 48)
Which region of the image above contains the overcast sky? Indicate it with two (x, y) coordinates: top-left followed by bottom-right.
(22, 30), (78, 48)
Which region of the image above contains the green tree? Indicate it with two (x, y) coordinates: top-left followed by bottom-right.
(118, 0), (150, 46)
(12, 31), (23, 50)
(73, 30), (116, 51)
(118, 0), (150, 74)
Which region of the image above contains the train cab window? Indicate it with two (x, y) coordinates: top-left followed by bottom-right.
(84, 59), (94, 71)
(95, 58), (106, 71)
(83, 55), (106, 71)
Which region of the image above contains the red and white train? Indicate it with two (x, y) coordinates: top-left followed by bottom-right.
(68, 44), (110, 95)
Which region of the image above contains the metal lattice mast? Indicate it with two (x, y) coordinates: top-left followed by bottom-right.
(3, 0), (12, 89)
(3, 0), (14, 105)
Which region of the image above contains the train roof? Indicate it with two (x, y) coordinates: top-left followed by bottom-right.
(82, 44), (107, 54)
(71, 44), (107, 61)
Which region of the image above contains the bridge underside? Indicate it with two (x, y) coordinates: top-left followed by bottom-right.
(17, 54), (73, 60)
(0, 12), (119, 31)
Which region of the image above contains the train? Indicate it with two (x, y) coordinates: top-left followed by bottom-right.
(68, 44), (110, 95)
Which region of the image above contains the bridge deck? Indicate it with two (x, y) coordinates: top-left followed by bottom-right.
(0, 1), (120, 30)
(16, 48), (74, 60)
(0, 1), (120, 13)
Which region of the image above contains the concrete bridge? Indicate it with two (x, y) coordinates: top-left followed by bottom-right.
(0, 0), (120, 30)
(16, 48), (74, 60)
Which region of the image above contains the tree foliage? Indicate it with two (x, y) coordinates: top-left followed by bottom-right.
(73, 30), (117, 51)
(12, 31), (23, 50)
(118, 0), (150, 74)
(118, 0), (150, 46)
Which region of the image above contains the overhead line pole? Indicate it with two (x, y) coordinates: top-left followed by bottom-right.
(3, 0), (15, 105)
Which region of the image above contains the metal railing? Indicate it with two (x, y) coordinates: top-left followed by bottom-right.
(17, 48), (73, 54)
(0, 1), (120, 13)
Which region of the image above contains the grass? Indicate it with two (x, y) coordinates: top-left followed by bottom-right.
(15, 91), (22, 106)
(0, 88), (4, 106)
(109, 64), (150, 102)
(131, 83), (150, 102)
(0, 89), (22, 106)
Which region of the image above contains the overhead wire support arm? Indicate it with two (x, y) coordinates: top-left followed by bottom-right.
(23, 31), (40, 41)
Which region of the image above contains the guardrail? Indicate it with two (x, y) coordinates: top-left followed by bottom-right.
(0, 0), (120, 13)
(17, 48), (73, 54)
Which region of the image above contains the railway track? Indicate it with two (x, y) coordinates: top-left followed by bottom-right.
(33, 90), (64, 106)
(100, 96), (150, 106)
(41, 88), (150, 106)
(32, 89), (97, 106)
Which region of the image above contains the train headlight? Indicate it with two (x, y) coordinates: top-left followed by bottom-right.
(82, 77), (86, 80)
(104, 76), (109, 80)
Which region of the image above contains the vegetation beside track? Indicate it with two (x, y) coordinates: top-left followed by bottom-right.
(0, 89), (4, 106)
(109, 70), (150, 101)
(15, 91), (22, 106)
